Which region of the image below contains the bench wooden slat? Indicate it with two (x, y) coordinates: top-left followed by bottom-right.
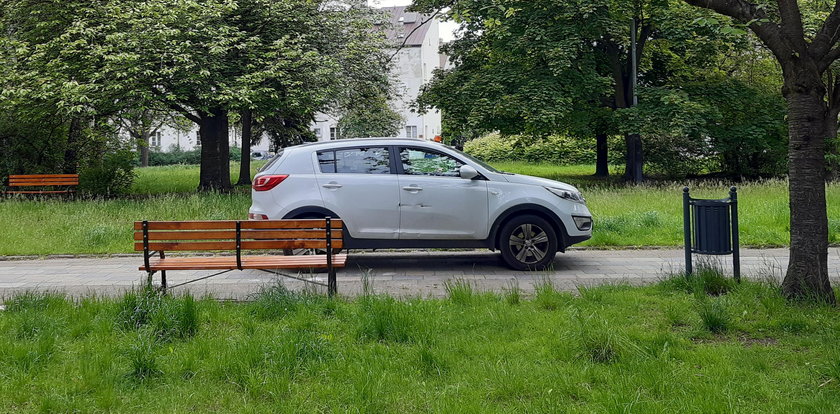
(133, 219), (344, 231)
(9, 174), (78, 179)
(133, 229), (343, 241)
(140, 254), (347, 271)
(9, 180), (80, 184)
(9, 177), (79, 181)
(5, 190), (75, 194)
(135, 239), (342, 251)
(240, 219), (343, 229)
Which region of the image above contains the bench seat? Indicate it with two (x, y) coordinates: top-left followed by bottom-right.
(140, 254), (348, 272)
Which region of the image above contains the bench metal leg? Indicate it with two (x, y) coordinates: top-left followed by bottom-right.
(159, 251), (167, 293)
(160, 271), (167, 293)
(328, 265), (337, 297)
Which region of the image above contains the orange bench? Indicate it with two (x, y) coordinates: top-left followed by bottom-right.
(135, 218), (346, 295)
(4, 174), (79, 195)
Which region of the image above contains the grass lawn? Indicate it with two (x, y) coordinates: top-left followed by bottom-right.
(2, 276), (840, 412)
(0, 162), (837, 255)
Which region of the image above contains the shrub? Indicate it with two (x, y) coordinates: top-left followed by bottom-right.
(534, 279), (568, 310)
(576, 316), (622, 364)
(661, 265), (735, 297)
(78, 149), (136, 196)
(444, 279), (476, 305)
(127, 331), (161, 380)
(148, 147), (201, 166)
(116, 288), (199, 341)
(697, 298), (731, 334)
(247, 283), (323, 320)
(463, 133), (623, 166)
(503, 280), (521, 305)
(356, 296), (423, 343)
(5, 291), (69, 313)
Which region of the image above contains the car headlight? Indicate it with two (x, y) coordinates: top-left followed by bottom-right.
(545, 187), (586, 204)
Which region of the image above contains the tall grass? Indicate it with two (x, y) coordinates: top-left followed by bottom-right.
(1, 282), (840, 411)
(1, 162), (838, 254)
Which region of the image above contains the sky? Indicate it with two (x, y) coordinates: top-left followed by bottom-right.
(368, 0), (458, 42)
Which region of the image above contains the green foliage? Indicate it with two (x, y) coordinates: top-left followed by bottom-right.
(443, 279), (477, 305)
(625, 77), (787, 178)
(662, 265), (736, 297)
(148, 148), (201, 167)
(78, 149), (136, 196)
(126, 331), (162, 380)
(337, 96), (403, 138)
(464, 133), (623, 165)
(116, 288), (199, 342)
(697, 298), (732, 334)
(4, 282), (840, 411)
(356, 296), (425, 343)
(575, 316), (622, 363)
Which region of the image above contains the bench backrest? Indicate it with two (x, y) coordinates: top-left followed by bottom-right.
(8, 174), (80, 187)
(133, 219), (344, 252)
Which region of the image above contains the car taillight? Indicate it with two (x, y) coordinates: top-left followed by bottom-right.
(248, 213), (269, 220)
(252, 174), (288, 191)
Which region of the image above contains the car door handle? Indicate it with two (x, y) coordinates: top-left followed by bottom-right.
(322, 183), (343, 189)
(402, 186), (422, 191)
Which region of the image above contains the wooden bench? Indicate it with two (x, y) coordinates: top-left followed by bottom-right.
(4, 174), (79, 196)
(135, 218), (346, 296)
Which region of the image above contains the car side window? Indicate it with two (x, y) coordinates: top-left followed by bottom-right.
(399, 147), (463, 177)
(317, 147), (390, 174)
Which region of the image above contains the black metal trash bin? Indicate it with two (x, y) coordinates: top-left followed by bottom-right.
(683, 187), (740, 281)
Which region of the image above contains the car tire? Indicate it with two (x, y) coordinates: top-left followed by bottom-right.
(499, 215), (559, 270)
(282, 214), (343, 256)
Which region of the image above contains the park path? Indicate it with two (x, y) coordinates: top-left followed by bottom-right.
(0, 248), (838, 302)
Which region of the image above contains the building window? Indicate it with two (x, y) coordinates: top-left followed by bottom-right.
(313, 128), (322, 140)
(150, 132), (161, 149)
(330, 127), (340, 140)
(405, 126), (418, 139)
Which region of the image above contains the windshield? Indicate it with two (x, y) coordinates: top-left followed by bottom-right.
(445, 146), (501, 173)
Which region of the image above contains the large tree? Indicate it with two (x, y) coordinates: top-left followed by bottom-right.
(3, 0), (394, 191)
(414, 0), (750, 180)
(683, 0), (836, 302)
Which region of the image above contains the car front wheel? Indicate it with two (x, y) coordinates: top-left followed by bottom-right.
(499, 215), (559, 270)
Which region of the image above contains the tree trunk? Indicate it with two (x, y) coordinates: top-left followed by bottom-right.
(237, 109), (253, 186)
(594, 132), (609, 177)
(197, 109), (232, 192)
(780, 78), (834, 303)
(624, 133), (643, 183)
(138, 130), (150, 167)
(63, 117), (82, 174)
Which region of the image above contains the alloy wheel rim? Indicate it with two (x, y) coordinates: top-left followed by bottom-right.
(508, 223), (550, 264)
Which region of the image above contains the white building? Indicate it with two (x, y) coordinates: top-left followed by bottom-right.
(147, 6), (445, 153)
(311, 6), (445, 142)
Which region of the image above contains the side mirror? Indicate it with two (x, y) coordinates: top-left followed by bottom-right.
(459, 165), (479, 180)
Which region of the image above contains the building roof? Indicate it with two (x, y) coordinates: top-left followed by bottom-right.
(379, 6), (432, 47)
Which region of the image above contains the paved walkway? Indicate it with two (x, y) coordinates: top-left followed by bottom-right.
(1, 248), (838, 301)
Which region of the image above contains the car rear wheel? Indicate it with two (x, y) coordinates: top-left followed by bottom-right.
(282, 215), (343, 256)
(499, 215), (558, 270)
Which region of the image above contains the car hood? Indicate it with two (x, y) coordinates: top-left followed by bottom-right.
(501, 174), (580, 192)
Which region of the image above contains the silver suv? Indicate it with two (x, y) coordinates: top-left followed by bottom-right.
(249, 138), (592, 270)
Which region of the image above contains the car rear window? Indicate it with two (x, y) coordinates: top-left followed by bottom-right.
(258, 150), (284, 172)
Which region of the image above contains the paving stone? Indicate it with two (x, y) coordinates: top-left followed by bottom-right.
(0, 248), (837, 300)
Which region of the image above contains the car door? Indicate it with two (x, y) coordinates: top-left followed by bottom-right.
(396, 146), (489, 239)
(315, 146), (400, 239)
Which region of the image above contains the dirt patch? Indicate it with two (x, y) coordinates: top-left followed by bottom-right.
(690, 334), (778, 346)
